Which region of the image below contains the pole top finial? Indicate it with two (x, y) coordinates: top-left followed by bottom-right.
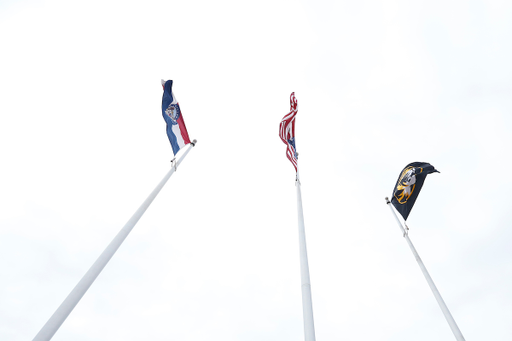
(191, 139), (197, 147)
(385, 197), (390, 204)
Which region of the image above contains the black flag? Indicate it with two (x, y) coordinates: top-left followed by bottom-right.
(391, 162), (439, 221)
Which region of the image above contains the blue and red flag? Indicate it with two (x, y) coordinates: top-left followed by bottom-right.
(279, 92), (298, 172)
(161, 80), (191, 156)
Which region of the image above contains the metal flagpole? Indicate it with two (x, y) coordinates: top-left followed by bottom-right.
(385, 197), (465, 341)
(33, 140), (197, 341)
(296, 170), (316, 341)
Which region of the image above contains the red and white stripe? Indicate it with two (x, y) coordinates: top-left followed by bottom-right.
(279, 92), (298, 172)
(162, 80), (191, 150)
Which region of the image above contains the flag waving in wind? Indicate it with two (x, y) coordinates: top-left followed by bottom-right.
(279, 92), (299, 172)
(391, 162), (439, 220)
(162, 79), (191, 156)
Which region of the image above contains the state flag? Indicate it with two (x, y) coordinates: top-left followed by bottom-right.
(162, 80), (191, 156)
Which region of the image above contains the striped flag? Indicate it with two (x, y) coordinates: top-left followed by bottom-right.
(279, 92), (298, 172)
(162, 79), (191, 156)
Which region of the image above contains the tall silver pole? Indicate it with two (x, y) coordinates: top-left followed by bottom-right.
(385, 197), (465, 341)
(33, 140), (197, 341)
(296, 172), (316, 341)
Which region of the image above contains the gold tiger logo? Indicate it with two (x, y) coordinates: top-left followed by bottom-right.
(394, 166), (421, 204)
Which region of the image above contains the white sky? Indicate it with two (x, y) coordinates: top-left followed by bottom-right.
(1, 0), (512, 340)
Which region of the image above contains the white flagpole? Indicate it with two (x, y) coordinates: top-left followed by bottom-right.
(296, 170), (316, 341)
(385, 197), (465, 341)
(33, 140), (197, 341)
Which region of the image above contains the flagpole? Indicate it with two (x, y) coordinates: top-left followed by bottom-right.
(32, 140), (197, 341)
(296, 170), (316, 341)
(385, 197), (465, 341)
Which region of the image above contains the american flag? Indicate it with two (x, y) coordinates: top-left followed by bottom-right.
(279, 92), (299, 172)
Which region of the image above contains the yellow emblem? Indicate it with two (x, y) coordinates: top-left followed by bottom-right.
(394, 166), (423, 204)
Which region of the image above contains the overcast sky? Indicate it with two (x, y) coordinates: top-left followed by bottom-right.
(2, 0), (512, 340)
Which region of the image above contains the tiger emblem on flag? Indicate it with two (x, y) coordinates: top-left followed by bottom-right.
(394, 166), (418, 204)
(165, 104), (180, 125)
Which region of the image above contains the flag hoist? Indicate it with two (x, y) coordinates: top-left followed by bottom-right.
(280, 93), (316, 341)
(33, 80), (196, 341)
(385, 162), (465, 341)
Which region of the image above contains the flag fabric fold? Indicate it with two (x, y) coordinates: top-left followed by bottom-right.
(279, 92), (299, 172)
(391, 162), (439, 221)
(162, 80), (191, 156)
